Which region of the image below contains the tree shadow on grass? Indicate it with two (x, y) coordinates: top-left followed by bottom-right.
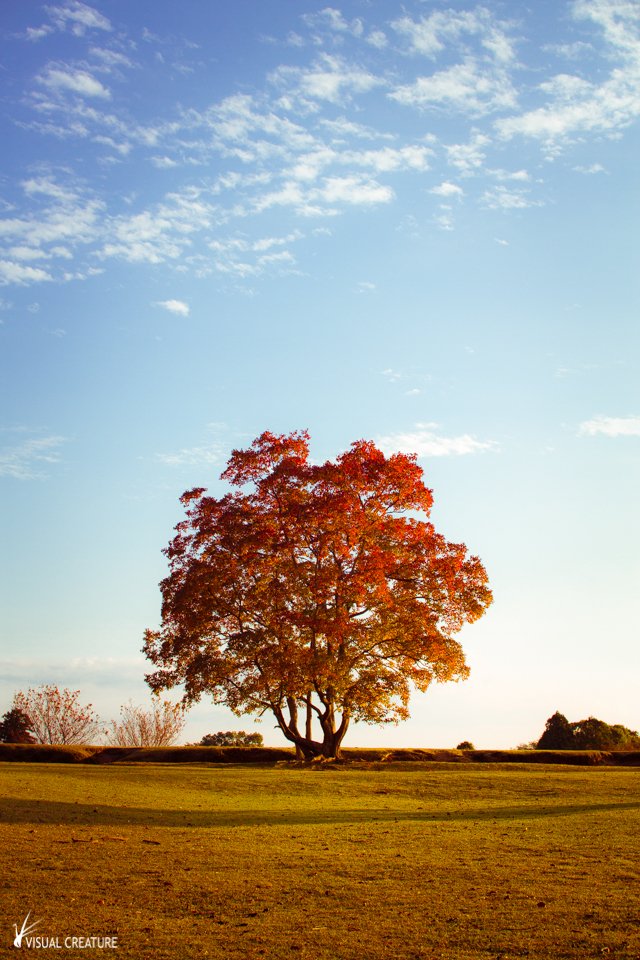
(2, 798), (640, 829)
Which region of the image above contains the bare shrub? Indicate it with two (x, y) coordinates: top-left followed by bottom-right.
(108, 699), (185, 746)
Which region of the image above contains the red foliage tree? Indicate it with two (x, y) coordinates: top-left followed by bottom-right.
(12, 686), (102, 745)
(144, 431), (492, 759)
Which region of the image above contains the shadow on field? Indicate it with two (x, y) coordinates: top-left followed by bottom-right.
(2, 798), (640, 829)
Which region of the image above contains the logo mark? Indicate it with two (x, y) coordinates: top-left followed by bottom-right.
(13, 913), (42, 948)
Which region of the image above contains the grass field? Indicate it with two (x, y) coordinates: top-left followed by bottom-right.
(1, 762), (639, 959)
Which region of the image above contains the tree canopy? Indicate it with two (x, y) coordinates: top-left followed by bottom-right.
(144, 430), (492, 759)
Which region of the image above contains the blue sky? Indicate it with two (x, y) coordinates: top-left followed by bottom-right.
(0, 0), (638, 748)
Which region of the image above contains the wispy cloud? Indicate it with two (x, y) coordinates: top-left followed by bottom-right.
(0, 175), (105, 283)
(0, 655), (145, 687)
(0, 433), (67, 479)
(579, 415), (640, 437)
(156, 299), (190, 317)
(3, 0), (637, 290)
(156, 442), (227, 468)
(45, 2), (112, 36)
(377, 423), (499, 457)
(481, 186), (541, 210)
(496, 0), (640, 147)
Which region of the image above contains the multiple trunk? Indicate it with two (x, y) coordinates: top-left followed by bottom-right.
(272, 693), (350, 759)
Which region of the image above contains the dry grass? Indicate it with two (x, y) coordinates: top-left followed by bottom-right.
(1, 762), (639, 959)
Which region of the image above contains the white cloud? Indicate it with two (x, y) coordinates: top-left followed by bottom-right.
(0, 434), (67, 479)
(39, 65), (111, 99)
(317, 175), (394, 206)
(156, 299), (190, 317)
(446, 134), (491, 173)
(390, 60), (516, 115)
(101, 188), (213, 264)
(377, 423), (498, 457)
(579, 415), (640, 437)
(367, 30), (388, 50)
(430, 181), (464, 198)
(0, 261), (53, 285)
(433, 210), (455, 231)
(574, 163), (606, 174)
(251, 174), (394, 216)
(7, 245), (49, 261)
(270, 54), (382, 105)
(346, 145), (432, 173)
(151, 156), (179, 169)
(392, 8), (517, 63)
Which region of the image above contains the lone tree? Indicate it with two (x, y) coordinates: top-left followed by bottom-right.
(12, 686), (102, 745)
(0, 708), (35, 743)
(536, 711), (576, 750)
(144, 430), (492, 759)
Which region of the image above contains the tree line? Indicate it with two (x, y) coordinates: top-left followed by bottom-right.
(0, 685), (262, 748)
(2, 688), (636, 752)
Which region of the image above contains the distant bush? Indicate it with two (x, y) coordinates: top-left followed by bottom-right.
(536, 712), (640, 751)
(199, 730), (264, 747)
(456, 741), (474, 750)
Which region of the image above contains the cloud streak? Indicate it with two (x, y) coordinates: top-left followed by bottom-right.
(579, 415), (640, 437)
(0, 434), (67, 479)
(377, 423), (499, 457)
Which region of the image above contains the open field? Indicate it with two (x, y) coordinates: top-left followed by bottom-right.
(1, 762), (639, 960)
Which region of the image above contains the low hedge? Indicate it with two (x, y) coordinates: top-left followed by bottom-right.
(1, 744), (639, 765)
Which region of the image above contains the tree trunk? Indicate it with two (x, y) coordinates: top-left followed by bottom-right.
(272, 698), (350, 760)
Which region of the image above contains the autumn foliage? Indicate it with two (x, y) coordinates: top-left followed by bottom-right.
(144, 431), (492, 759)
(12, 686), (102, 745)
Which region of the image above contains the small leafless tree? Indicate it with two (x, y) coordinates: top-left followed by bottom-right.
(108, 699), (185, 746)
(12, 686), (103, 745)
